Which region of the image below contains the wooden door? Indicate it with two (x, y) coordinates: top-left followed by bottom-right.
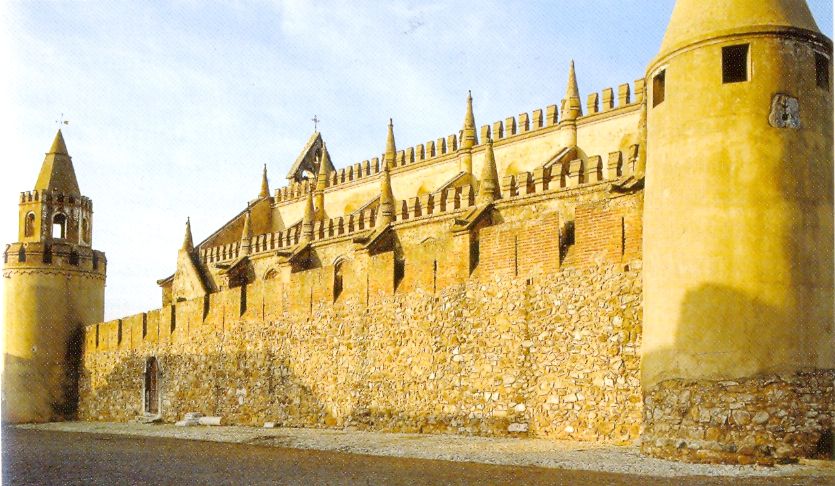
(145, 358), (158, 414)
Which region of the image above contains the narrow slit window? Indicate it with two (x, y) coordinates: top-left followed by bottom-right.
(722, 44), (749, 83)
(816, 52), (830, 90)
(652, 70), (666, 107)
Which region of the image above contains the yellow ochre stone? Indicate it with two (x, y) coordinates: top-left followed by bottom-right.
(5, 0), (833, 466)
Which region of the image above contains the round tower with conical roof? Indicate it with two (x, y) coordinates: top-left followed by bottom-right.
(2, 130), (107, 423)
(641, 0), (833, 462)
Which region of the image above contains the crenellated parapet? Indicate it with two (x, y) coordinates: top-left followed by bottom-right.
(3, 240), (106, 278)
(20, 189), (93, 211)
(500, 146), (640, 198)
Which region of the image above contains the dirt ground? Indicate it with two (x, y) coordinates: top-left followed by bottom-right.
(3, 427), (833, 485)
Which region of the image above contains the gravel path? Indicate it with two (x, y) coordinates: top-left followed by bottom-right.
(17, 422), (835, 480)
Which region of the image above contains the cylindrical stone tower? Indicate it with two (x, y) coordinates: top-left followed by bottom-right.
(641, 0), (833, 463)
(2, 130), (106, 423)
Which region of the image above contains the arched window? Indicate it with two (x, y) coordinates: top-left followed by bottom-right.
(24, 212), (35, 237)
(333, 259), (344, 302)
(52, 213), (66, 239)
(264, 268), (278, 280)
(18, 246), (26, 263)
(69, 251), (79, 266)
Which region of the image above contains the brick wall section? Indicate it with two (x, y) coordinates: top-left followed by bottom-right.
(479, 212), (560, 280)
(574, 194), (642, 267)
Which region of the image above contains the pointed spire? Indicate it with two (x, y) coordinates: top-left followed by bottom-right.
(49, 129), (69, 155)
(562, 60), (582, 121)
(477, 138), (500, 204)
(301, 189), (315, 242)
(259, 164), (270, 199)
(240, 210), (252, 255)
(460, 90), (478, 150)
(316, 143), (331, 192)
(378, 163), (395, 226)
(182, 217), (194, 251)
(35, 129), (80, 195)
(384, 118), (397, 169)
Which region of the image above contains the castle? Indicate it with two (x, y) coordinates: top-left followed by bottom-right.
(3, 0), (833, 465)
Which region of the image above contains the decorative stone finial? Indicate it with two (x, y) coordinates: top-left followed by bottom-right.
(563, 60), (582, 121)
(240, 211), (252, 255)
(477, 138), (500, 204)
(182, 217), (194, 251)
(384, 118), (397, 170)
(460, 90), (478, 150)
(316, 143), (331, 192)
(378, 162), (395, 226)
(302, 190), (315, 242)
(259, 164), (270, 199)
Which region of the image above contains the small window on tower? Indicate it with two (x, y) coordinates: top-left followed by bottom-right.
(652, 70), (666, 107)
(52, 213), (66, 239)
(722, 44), (749, 83)
(815, 52), (830, 91)
(24, 212), (35, 237)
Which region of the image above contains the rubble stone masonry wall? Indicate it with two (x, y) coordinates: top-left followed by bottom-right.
(79, 264), (643, 444)
(642, 371), (835, 464)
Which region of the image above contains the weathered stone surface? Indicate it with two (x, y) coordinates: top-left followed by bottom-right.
(79, 264), (643, 444)
(642, 371), (835, 464)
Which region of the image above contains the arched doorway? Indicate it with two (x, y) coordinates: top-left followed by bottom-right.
(144, 357), (159, 414)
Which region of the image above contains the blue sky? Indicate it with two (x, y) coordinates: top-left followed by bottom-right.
(1, 1), (832, 320)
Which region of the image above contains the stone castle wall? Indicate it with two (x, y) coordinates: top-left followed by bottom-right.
(79, 263), (643, 443)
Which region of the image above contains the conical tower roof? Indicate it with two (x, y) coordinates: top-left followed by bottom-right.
(658, 0), (821, 56)
(182, 217), (194, 251)
(35, 130), (81, 196)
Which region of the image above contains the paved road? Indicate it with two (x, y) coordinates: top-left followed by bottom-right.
(1, 428), (827, 485)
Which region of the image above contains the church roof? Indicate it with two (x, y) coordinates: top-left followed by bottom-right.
(35, 130), (81, 196)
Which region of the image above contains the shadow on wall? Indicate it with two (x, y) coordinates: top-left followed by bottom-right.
(2, 326), (84, 423)
(642, 129), (835, 460)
